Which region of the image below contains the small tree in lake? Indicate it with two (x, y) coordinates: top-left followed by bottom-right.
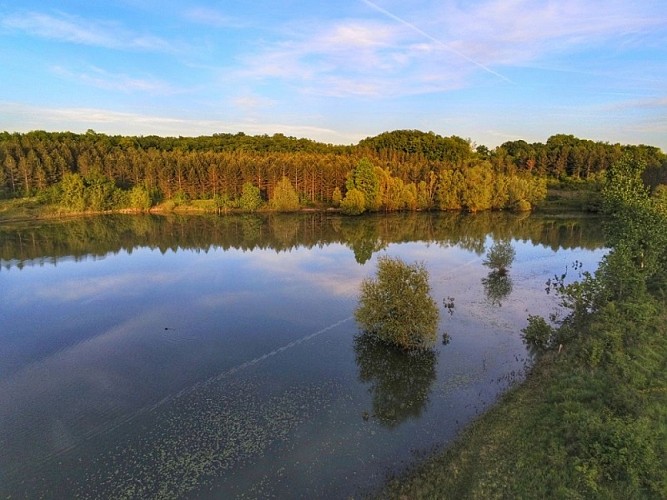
(355, 256), (440, 351)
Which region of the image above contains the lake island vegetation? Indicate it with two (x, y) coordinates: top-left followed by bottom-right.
(1, 129), (666, 219)
(355, 256), (440, 351)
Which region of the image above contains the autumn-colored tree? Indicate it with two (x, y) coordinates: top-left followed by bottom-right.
(270, 176), (300, 212)
(437, 169), (463, 210)
(332, 186), (342, 207)
(340, 188), (366, 215)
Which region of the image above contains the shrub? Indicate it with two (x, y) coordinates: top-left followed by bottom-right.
(238, 182), (262, 212)
(515, 198), (532, 212)
(521, 314), (555, 352)
(340, 188), (366, 215)
(270, 177), (300, 212)
(355, 256), (440, 351)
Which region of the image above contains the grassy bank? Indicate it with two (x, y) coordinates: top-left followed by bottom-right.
(383, 307), (667, 498)
(0, 197), (256, 223)
(0, 197), (57, 221)
(536, 178), (602, 213)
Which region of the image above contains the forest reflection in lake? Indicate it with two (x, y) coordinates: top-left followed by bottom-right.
(0, 212), (606, 498)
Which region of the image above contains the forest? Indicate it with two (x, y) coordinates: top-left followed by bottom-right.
(1, 129), (665, 215)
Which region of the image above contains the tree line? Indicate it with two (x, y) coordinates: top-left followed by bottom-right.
(0, 129), (664, 213)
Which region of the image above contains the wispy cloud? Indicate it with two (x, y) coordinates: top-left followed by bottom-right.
(1, 11), (176, 52)
(184, 7), (245, 28)
(623, 96), (667, 110)
(360, 0), (511, 82)
(237, 18), (473, 97)
(234, 0), (663, 98)
(52, 65), (182, 95)
(231, 93), (277, 116)
(0, 102), (364, 144)
(432, 0), (664, 65)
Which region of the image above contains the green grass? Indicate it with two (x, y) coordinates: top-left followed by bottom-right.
(0, 197), (61, 221)
(382, 301), (667, 499)
(538, 185), (602, 213)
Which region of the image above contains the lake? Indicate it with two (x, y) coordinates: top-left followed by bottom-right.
(0, 212), (606, 498)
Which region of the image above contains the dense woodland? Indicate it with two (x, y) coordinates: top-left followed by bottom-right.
(0, 129), (665, 214)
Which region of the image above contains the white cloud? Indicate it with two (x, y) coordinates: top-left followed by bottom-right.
(430, 0), (664, 65)
(184, 7), (244, 28)
(617, 95), (667, 110)
(1, 11), (177, 52)
(0, 102), (364, 144)
(237, 18), (474, 97)
(232, 94), (275, 109)
(52, 65), (182, 95)
(232, 0), (664, 98)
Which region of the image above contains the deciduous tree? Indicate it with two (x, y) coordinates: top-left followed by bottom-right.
(355, 256), (440, 351)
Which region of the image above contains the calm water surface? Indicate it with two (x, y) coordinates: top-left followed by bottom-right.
(0, 213), (606, 498)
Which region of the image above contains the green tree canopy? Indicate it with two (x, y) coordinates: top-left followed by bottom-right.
(128, 185), (152, 211)
(346, 158), (379, 211)
(59, 172), (86, 211)
(270, 176), (300, 212)
(238, 182), (262, 212)
(340, 187), (366, 215)
(355, 256), (440, 351)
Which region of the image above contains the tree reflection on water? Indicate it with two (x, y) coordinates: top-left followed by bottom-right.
(482, 240), (516, 306)
(482, 270), (514, 306)
(354, 334), (437, 428)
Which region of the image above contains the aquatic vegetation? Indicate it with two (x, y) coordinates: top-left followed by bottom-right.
(69, 378), (338, 499)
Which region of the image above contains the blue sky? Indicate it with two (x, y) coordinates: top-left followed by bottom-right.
(0, 0), (665, 149)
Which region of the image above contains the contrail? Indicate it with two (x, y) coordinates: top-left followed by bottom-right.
(361, 0), (512, 83)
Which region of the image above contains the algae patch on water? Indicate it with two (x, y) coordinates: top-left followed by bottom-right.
(61, 376), (338, 499)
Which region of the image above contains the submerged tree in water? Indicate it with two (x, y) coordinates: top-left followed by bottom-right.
(482, 240), (515, 305)
(355, 256), (439, 351)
